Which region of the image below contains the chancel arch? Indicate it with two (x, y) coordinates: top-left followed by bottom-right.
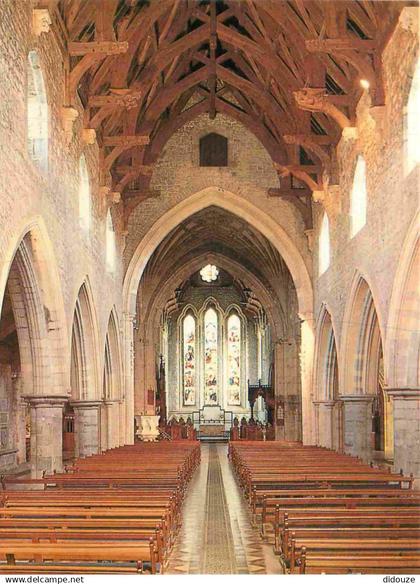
(124, 187), (313, 443)
(133, 205), (302, 441)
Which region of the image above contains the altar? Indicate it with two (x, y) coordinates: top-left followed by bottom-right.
(199, 424), (225, 437)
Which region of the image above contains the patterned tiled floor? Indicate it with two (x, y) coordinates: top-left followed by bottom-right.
(166, 443), (283, 575)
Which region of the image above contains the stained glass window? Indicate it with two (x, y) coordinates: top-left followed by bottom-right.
(183, 314), (196, 405)
(204, 308), (218, 404)
(227, 314), (241, 405)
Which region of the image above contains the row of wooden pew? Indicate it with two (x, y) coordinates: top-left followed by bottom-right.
(0, 441), (200, 574)
(228, 441), (420, 574)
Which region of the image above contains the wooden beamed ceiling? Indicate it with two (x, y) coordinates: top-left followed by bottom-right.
(52, 0), (410, 222)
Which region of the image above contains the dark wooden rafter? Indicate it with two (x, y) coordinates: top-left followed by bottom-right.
(55, 0), (411, 223)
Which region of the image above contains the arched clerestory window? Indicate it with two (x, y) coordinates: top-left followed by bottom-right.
(319, 212), (330, 275)
(406, 58), (420, 174)
(27, 51), (48, 170)
(204, 307), (218, 404)
(79, 155), (90, 230)
(182, 314), (196, 406)
(227, 313), (241, 405)
(350, 155), (367, 237)
(106, 209), (116, 272)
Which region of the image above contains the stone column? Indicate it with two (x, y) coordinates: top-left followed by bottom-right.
(118, 398), (125, 446)
(313, 401), (320, 445)
(316, 400), (336, 449)
(385, 388), (420, 479)
(274, 339), (302, 441)
(340, 395), (374, 462)
(123, 312), (135, 444)
(71, 400), (102, 458)
(25, 395), (68, 478)
(104, 399), (119, 449)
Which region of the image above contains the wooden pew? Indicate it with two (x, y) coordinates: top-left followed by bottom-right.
(229, 441), (418, 574)
(0, 441), (200, 574)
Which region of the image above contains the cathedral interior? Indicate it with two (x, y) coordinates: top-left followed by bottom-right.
(0, 0), (419, 576)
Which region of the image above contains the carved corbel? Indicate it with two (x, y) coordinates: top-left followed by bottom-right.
(304, 228), (314, 251)
(341, 127), (358, 141)
(312, 190), (325, 203)
(99, 185), (111, 199)
(294, 88), (351, 130)
(82, 128), (96, 145)
(32, 8), (52, 35)
(61, 106), (78, 147)
(111, 191), (121, 204)
(399, 7), (419, 33)
(369, 105), (386, 131)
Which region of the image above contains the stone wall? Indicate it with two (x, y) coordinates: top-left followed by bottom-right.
(124, 113), (312, 276)
(0, 0), (124, 386)
(0, 0), (126, 473)
(312, 15), (419, 472)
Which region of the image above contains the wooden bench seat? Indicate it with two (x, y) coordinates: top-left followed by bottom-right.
(288, 538), (420, 573)
(258, 495), (420, 527)
(0, 441), (200, 574)
(229, 441), (417, 574)
(299, 552), (420, 574)
(0, 541), (159, 574)
(0, 562), (144, 574)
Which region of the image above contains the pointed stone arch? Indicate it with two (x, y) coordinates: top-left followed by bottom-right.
(340, 273), (387, 461)
(385, 211), (420, 477)
(70, 280), (99, 401)
(313, 305), (341, 451)
(386, 211), (420, 388)
(101, 308), (124, 450)
(122, 186), (314, 444)
(70, 279), (101, 458)
(0, 218), (68, 476)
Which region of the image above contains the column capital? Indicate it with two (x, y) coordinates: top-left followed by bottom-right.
(70, 399), (103, 409)
(23, 395), (68, 408)
(339, 394), (374, 403)
(313, 399), (337, 408)
(384, 387), (420, 400)
(103, 399), (119, 406)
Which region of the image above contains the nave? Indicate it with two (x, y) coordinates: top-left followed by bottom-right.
(167, 443), (280, 574)
(0, 439), (418, 575)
